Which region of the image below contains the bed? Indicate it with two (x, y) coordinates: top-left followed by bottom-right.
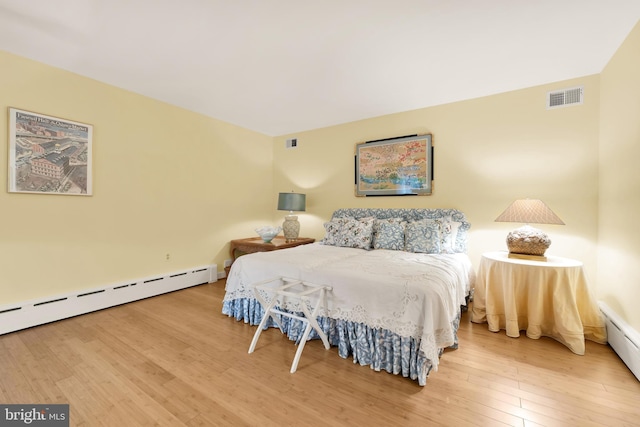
(222, 208), (475, 385)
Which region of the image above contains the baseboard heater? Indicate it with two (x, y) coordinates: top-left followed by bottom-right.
(0, 264), (217, 336)
(599, 301), (640, 381)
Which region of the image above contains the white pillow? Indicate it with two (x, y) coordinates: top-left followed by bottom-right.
(440, 220), (462, 254)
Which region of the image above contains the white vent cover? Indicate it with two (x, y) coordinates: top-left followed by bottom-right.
(286, 138), (298, 149)
(547, 86), (584, 109)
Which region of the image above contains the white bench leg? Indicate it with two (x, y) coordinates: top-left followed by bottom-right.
(248, 296), (278, 354)
(290, 288), (330, 373)
(290, 320), (313, 373)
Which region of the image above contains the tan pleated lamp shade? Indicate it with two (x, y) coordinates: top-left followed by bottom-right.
(495, 199), (565, 225)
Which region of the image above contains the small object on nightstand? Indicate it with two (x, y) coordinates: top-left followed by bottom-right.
(495, 199), (565, 261)
(255, 226), (282, 243)
(277, 191), (306, 241)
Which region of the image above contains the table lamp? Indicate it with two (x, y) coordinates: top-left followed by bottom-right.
(277, 191), (306, 242)
(495, 198), (565, 261)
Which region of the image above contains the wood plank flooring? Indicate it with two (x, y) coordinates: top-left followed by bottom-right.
(0, 280), (638, 426)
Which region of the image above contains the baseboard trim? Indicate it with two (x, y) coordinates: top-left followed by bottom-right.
(599, 301), (640, 381)
(0, 264), (217, 335)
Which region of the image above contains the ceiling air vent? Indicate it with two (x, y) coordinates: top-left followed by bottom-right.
(547, 86), (584, 109)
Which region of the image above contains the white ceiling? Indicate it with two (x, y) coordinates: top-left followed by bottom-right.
(1, 1), (639, 136)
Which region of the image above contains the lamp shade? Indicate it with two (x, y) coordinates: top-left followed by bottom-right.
(277, 192), (306, 212)
(495, 199), (564, 259)
(495, 199), (564, 225)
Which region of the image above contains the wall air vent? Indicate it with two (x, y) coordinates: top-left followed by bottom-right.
(547, 86), (584, 109)
(286, 138), (298, 149)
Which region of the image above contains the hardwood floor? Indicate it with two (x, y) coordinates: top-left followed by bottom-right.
(1, 280), (638, 426)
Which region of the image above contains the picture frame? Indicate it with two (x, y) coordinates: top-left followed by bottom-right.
(8, 108), (93, 195)
(355, 134), (433, 196)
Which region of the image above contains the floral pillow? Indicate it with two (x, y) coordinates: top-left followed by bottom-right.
(404, 219), (441, 254)
(337, 217), (375, 249)
(323, 217), (375, 249)
(373, 221), (406, 250)
(372, 217), (405, 249)
(322, 217), (353, 246)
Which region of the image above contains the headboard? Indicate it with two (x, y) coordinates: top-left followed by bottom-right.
(330, 208), (471, 253)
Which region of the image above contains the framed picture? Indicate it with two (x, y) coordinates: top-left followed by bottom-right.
(355, 134), (433, 196)
(8, 108), (93, 195)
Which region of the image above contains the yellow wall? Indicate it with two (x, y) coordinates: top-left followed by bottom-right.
(4, 27), (637, 337)
(0, 51), (273, 305)
(275, 76), (601, 284)
(599, 20), (640, 332)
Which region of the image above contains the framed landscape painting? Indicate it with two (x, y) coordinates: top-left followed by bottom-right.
(8, 108), (93, 195)
(355, 134), (433, 196)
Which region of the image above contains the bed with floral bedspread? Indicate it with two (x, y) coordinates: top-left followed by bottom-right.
(222, 208), (474, 385)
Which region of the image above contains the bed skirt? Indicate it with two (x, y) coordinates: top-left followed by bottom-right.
(222, 298), (461, 386)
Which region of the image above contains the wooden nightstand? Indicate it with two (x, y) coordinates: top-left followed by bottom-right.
(225, 236), (316, 276)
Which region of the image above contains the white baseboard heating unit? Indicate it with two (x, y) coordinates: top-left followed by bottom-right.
(0, 264), (216, 336)
(599, 301), (640, 381)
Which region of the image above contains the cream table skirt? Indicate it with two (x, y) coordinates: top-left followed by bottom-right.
(471, 251), (607, 354)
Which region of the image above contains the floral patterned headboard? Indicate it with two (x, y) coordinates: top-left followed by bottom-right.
(330, 208), (471, 253)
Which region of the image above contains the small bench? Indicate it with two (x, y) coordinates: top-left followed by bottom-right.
(248, 277), (332, 373)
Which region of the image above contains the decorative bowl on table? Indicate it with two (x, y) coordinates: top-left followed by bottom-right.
(255, 226), (282, 243)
